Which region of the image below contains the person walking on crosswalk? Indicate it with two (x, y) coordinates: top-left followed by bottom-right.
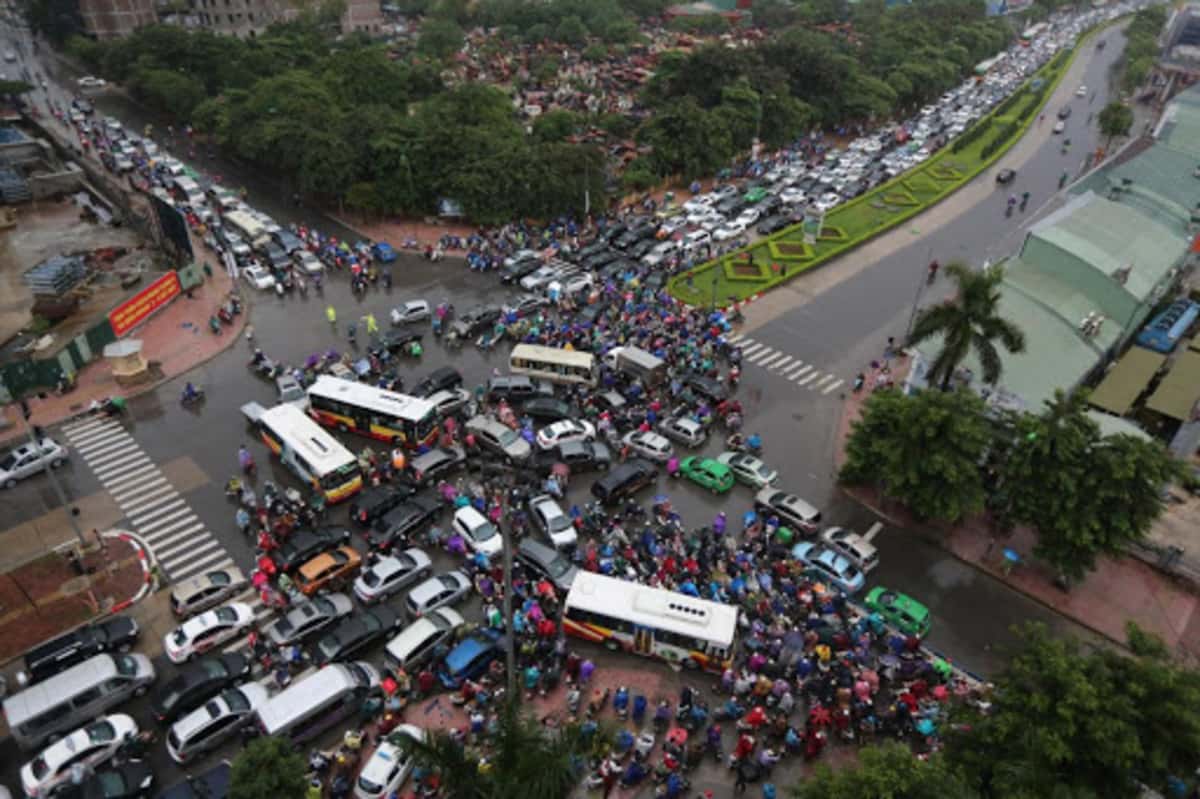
(325, 305), (337, 328)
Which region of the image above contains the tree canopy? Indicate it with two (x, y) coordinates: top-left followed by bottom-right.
(229, 736), (307, 799)
(794, 741), (977, 799)
(1097, 101), (1134, 146)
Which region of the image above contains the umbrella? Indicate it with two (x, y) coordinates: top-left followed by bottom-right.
(915, 718), (936, 736)
(808, 706), (832, 728)
(932, 685), (950, 701)
(666, 727), (688, 747)
(551, 462), (570, 480)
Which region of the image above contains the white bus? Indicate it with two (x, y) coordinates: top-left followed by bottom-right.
(306, 376), (439, 450)
(242, 401), (362, 504)
(509, 343), (597, 387)
(563, 572), (737, 673)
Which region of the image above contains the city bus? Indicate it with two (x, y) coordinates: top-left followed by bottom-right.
(563, 572), (738, 673)
(509, 343), (597, 387)
(242, 402), (362, 504)
(306, 375), (439, 450)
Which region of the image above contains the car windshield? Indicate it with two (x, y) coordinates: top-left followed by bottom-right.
(0, 452), (17, 471)
(357, 776), (384, 795)
(88, 719), (117, 744)
(547, 514), (571, 533)
(438, 576), (459, 590)
(201, 658), (226, 678)
(471, 522), (497, 542)
(543, 553), (571, 579)
(362, 569), (381, 587)
(223, 688), (250, 713)
(209, 571), (231, 586)
(214, 606), (238, 623)
(498, 429), (520, 447)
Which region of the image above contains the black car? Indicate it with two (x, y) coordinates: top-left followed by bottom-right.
(450, 305), (502, 338)
(535, 440), (612, 473)
(55, 761), (155, 799)
(684, 373), (729, 404)
(577, 240), (608, 260)
(614, 223), (656, 250)
(272, 230), (306, 255)
(628, 239), (657, 260)
(598, 223), (627, 242)
(521, 397), (574, 424)
(499, 257), (542, 284)
(716, 196), (744, 217)
(348, 483), (417, 528)
(377, 330), (424, 354)
(411, 366), (463, 399)
(486, 375), (552, 403)
(995, 168), (1016, 185)
(259, 243), (291, 271)
(591, 459), (658, 504)
(1057, 105), (1072, 120)
(156, 762), (230, 799)
(313, 605), (403, 665)
(367, 493), (442, 551)
(273, 526), (352, 572)
(24, 615), (140, 683)
(582, 249), (620, 270)
(150, 653), (250, 724)
(757, 216), (790, 235)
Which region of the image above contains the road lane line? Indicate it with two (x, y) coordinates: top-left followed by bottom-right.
(746, 347), (778, 365)
(170, 549), (232, 581)
(129, 497), (186, 526)
(822, 379), (845, 395)
(769, 356), (794, 372)
(138, 508), (196, 536)
(739, 342), (765, 357)
(120, 485), (178, 515)
(783, 361), (808, 378)
(88, 446), (147, 471)
(75, 430), (132, 456)
(99, 461), (156, 488)
(77, 436), (134, 461)
(789, 366), (814, 381)
(146, 524), (206, 551)
(796, 372), (821, 386)
(158, 532), (217, 562)
(111, 475), (168, 503)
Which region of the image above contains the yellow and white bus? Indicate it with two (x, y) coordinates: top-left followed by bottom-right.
(243, 402), (362, 504)
(509, 343), (597, 387)
(563, 572), (737, 673)
(306, 376), (439, 450)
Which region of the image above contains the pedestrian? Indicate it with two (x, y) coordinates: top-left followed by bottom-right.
(734, 759), (752, 794)
(326, 305), (337, 327)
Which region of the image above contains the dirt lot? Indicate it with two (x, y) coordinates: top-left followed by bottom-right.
(0, 198), (147, 350)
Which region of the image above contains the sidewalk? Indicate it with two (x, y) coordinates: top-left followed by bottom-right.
(0, 530), (151, 668)
(832, 357), (1200, 663)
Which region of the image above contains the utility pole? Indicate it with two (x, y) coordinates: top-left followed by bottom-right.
(904, 246), (935, 342)
(501, 521), (517, 703)
(14, 391), (87, 548)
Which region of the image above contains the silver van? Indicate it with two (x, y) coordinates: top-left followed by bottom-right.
(384, 607), (464, 671)
(253, 662), (380, 743)
(3, 653), (155, 749)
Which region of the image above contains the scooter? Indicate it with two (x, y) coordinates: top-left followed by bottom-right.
(209, 315), (221, 334)
(181, 386), (205, 406)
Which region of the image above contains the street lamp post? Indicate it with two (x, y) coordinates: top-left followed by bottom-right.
(10, 390), (87, 549)
(904, 246), (935, 342)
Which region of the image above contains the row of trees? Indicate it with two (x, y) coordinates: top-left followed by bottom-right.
(1121, 5), (1169, 94)
(228, 623), (1200, 799)
(841, 263), (1181, 582)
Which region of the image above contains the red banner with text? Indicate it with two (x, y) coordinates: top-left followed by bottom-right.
(108, 271), (181, 337)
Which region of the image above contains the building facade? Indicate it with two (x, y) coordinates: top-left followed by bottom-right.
(79, 0), (157, 38)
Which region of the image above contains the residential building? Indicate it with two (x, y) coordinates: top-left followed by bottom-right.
(79, 0), (157, 38)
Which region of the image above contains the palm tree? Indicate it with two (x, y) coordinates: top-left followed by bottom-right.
(908, 262), (1026, 390)
(398, 700), (589, 799)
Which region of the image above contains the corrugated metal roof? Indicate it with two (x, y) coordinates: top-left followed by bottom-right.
(1145, 349), (1200, 421)
(1088, 346), (1166, 416)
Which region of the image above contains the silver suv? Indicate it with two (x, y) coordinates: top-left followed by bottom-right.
(0, 437), (68, 488)
(465, 415), (532, 462)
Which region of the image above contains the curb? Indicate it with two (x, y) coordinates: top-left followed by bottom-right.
(108, 529), (157, 614)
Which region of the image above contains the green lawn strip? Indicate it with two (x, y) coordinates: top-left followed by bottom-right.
(669, 18), (1120, 309)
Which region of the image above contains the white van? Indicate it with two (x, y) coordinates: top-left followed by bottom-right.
(253, 662), (379, 743)
(683, 229), (711, 252)
(3, 653), (156, 750)
(384, 607), (464, 671)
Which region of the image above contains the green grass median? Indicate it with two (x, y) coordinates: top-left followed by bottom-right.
(668, 20), (1116, 308)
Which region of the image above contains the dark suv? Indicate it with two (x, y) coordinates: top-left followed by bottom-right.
(411, 367), (463, 399)
(449, 305), (502, 339)
(591, 459), (658, 504)
(367, 493), (443, 551)
(24, 615), (140, 683)
(348, 483), (417, 528)
(407, 446), (467, 485)
(486, 376), (552, 403)
(499, 257), (542, 284)
(273, 526), (353, 572)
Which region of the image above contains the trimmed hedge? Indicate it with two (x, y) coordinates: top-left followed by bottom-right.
(980, 121), (1018, 160)
(951, 119), (994, 154)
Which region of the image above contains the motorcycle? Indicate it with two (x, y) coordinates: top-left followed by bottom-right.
(181, 386), (205, 406)
(209, 315), (221, 334)
(217, 305), (233, 324)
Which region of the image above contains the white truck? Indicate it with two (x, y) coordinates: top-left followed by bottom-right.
(603, 346), (666, 386)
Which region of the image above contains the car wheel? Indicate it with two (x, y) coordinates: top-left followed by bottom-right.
(117, 642), (132, 654)
(133, 684), (148, 697)
(604, 637), (620, 652)
(3, 478), (14, 489)
(50, 459), (64, 469)
(337, 423), (348, 433)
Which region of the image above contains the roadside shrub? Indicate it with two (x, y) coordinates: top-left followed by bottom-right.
(952, 119), (993, 153)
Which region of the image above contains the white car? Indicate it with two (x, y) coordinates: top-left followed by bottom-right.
(241, 264), (275, 291)
(713, 220), (748, 242)
(536, 419), (596, 451)
(520, 264), (574, 291)
(546, 272), (594, 298)
(657, 216), (689, 236)
(21, 714), (137, 798)
(736, 207), (761, 226)
(682, 194), (716, 213)
(77, 75), (107, 89)
(715, 451), (779, 489)
(814, 193), (842, 212)
(621, 430), (674, 463)
(528, 493), (578, 550)
(169, 566), (248, 618)
(685, 208), (721, 226)
(1076, 85), (1087, 97)
(354, 548), (432, 604)
(504, 249), (540, 267)
(780, 187), (807, 205)
(0, 437), (68, 489)
(166, 683), (269, 764)
(657, 416), (709, 448)
(293, 250), (323, 275)
(354, 726), (426, 799)
(451, 506), (502, 558)
(820, 526), (879, 573)
(426, 388), (471, 418)
(163, 602), (254, 663)
(390, 300), (431, 325)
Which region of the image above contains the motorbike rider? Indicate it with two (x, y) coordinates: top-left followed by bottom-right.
(1021, 190), (1030, 205)
(927, 260), (939, 280)
(238, 444), (254, 474)
(746, 432), (763, 453)
(182, 382), (200, 403)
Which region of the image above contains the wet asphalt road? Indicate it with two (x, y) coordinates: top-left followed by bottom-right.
(0, 19), (1120, 794)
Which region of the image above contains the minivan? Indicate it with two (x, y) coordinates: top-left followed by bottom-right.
(591, 459), (658, 505)
(252, 662), (380, 742)
(384, 607), (465, 671)
(3, 653), (156, 749)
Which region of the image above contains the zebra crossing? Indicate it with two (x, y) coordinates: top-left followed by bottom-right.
(726, 332), (846, 395)
(61, 416), (236, 583)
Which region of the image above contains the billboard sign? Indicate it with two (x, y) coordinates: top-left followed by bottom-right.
(108, 271), (181, 337)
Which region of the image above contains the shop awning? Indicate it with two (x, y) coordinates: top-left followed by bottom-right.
(1088, 347), (1166, 416)
(1145, 350), (1200, 421)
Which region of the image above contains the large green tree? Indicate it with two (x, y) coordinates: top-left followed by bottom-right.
(400, 702), (589, 799)
(793, 741), (975, 798)
(946, 623), (1200, 798)
(908, 262), (1026, 390)
(997, 389), (1181, 582)
(230, 736), (307, 799)
(839, 387), (991, 522)
(1096, 101), (1133, 147)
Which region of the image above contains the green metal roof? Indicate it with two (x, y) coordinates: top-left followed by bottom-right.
(1156, 90), (1200, 161)
(1087, 346), (1166, 416)
(1145, 349), (1200, 421)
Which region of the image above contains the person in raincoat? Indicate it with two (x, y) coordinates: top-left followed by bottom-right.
(325, 305), (337, 327)
(363, 313), (378, 336)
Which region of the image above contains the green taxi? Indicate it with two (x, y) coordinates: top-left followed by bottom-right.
(743, 186), (768, 204)
(678, 457), (735, 494)
(864, 586), (931, 637)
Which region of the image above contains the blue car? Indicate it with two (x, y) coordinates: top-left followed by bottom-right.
(791, 541), (865, 595)
(438, 629), (506, 689)
(372, 242), (397, 263)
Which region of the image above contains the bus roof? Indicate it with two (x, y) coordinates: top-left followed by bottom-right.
(510, 343), (596, 369)
(308, 375), (435, 422)
(565, 572), (738, 647)
(258, 403), (356, 474)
